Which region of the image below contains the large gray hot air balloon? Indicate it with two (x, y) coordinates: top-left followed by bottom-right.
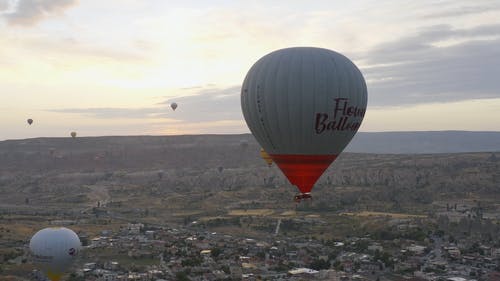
(241, 47), (367, 201)
(29, 227), (81, 281)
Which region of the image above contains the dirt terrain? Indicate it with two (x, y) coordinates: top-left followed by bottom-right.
(0, 134), (498, 225)
(0, 134), (499, 279)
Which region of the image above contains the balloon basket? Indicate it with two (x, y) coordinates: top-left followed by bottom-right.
(293, 193), (312, 203)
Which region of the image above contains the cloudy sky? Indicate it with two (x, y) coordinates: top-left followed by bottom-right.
(1, 0), (499, 140)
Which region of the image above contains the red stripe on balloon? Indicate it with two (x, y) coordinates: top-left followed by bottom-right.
(270, 154), (337, 193)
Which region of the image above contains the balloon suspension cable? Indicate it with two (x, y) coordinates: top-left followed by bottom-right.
(293, 193), (312, 203)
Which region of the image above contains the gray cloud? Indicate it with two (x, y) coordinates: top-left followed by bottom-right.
(421, 2), (500, 19)
(0, 0), (9, 12)
(2, 0), (78, 26)
(359, 24), (500, 106)
(46, 22), (500, 117)
(47, 86), (244, 122)
(49, 107), (164, 119)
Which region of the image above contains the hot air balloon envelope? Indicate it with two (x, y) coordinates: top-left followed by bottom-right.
(241, 47), (367, 196)
(27, 119), (33, 125)
(29, 227), (81, 281)
(170, 102), (178, 111)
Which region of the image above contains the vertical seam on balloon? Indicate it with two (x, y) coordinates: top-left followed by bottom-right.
(282, 49), (291, 152)
(322, 50), (333, 153)
(252, 61), (266, 148)
(246, 56), (268, 150)
(298, 49), (305, 153)
(241, 78), (247, 134)
(330, 52), (340, 147)
(309, 48), (318, 148)
(359, 65), (368, 118)
(245, 63), (259, 146)
(273, 50), (285, 153)
(259, 54), (276, 150)
(301, 48), (309, 150)
(343, 54), (353, 150)
(343, 58), (357, 152)
(354, 60), (367, 133)
(287, 51), (300, 153)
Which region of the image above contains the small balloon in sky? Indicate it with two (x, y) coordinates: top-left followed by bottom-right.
(170, 102), (178, 111)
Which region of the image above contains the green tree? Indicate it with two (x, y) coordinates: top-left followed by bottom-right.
(221, 265), (230, 274)
(181, 257), (202, 267)
(176, 271), (190, 281)
(309, 259), (330, 270)
(67, 273), (85, 281)
(211, 247), (222, 258)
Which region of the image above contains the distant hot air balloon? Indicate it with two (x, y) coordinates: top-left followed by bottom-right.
(241, 47), (367, 202)
(158, 170), (164, 180)
(29, 227), (81, 281)
(70, 132), (77, 139)
(260, 148), (273, 167)
(240, 140), (249, 149)
(27, 118), (33, 125)
(170, 102), (178, 111)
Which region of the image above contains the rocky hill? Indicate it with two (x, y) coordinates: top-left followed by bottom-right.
(0, 133), (498, 220)
(346, 131), (500, 153)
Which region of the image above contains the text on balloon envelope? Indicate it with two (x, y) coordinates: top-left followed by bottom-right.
(315, 98), (366, 134)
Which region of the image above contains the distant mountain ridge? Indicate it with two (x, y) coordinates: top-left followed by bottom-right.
(2, 131), (499, 155)
(345, 131), (500, 154)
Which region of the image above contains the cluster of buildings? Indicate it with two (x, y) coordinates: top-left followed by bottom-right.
(76, 223), (333, 280)
(61, 214), (500, 281)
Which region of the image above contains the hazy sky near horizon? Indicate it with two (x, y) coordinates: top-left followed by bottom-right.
(1, 0), (500, 140)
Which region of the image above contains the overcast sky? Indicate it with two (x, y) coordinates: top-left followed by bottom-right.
(1, 0), (500, 140)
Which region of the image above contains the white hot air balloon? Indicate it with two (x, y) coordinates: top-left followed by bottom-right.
(29, 227), (81, 281)
(241, 47), (367, 202)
